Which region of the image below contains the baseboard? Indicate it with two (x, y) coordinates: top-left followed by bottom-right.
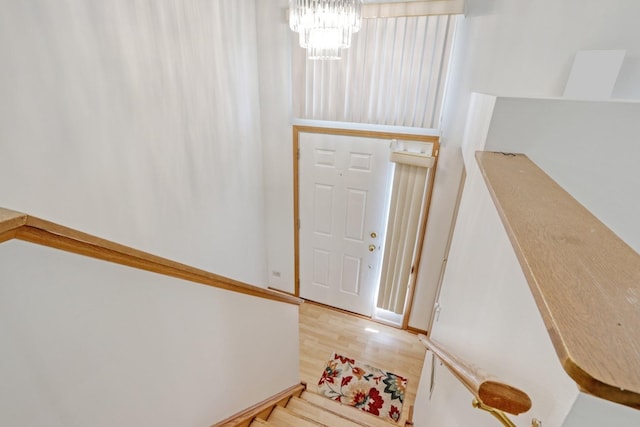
(304, 299), (373, 321)
(406, 325), (429, 336)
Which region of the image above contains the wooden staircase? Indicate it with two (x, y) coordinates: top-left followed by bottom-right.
(215, 383), (409, 427)
(249, 390), (398, 427)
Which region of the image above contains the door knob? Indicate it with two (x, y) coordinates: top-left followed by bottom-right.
(369, 244), (376, 252)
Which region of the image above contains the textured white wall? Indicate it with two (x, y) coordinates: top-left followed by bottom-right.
(0, 0), (267, 285)
(0, 240), (299, 426)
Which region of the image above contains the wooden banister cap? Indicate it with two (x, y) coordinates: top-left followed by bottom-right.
(478, 380), (532, 416)
(476, 151), (640, 409)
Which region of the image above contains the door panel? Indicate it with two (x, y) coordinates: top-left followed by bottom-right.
(314, 184), (334, 234)
(299, 132), (392, 316)
(345, 189), (366, 241)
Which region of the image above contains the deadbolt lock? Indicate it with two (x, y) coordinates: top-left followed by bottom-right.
(370, 232), (377, 238)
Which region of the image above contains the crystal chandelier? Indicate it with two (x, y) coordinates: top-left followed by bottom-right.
(289, 0), (362, 60)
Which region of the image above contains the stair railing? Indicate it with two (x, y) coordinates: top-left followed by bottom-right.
(418, 334), (541, 427)
(0, 207), (302, 306)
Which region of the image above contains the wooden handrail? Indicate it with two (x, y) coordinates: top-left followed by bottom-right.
(476, 152), (640, 409)
(0, 207), (302, 306)
(418, 334), (532, 416)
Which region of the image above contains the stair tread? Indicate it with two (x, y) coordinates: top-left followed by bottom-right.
(249, 419), (271, 427)
(287, 396), (365, 427)
(300, 391), (396, 427)
(267, 405), (325, 427)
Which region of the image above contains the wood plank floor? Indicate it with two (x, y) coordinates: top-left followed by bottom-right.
(299, 302), (427, 425)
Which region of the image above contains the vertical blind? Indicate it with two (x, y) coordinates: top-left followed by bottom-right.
(291, 14), (457, 128)
(377, 151), (434, 314)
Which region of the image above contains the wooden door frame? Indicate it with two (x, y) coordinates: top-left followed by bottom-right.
(293, 124), (440, 329)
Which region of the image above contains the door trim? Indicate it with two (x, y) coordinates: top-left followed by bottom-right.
(400, 144), (440, 329)
(292, 125), (440, 328)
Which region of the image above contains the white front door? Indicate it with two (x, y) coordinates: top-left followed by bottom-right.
(299, 131), (392, 316)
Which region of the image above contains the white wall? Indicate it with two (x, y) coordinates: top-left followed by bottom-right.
(0, 240), (299, 426)
(484, 97), (640, 252)
(437, 0), (640, 198)
(0, 0), (268, 285)
(563, 393), (640, 427)
(256, 0), (296, 293)
(423, 0), (640, 330)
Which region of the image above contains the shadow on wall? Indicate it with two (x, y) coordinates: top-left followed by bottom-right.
(464, 0), (499, 17)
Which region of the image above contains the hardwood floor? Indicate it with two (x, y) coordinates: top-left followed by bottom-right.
(299, 302), (427, 425)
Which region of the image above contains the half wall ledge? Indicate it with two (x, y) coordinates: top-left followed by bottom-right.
(476, 151), (640, 410)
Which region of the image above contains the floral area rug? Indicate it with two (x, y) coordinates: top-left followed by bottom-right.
(317, 352), (407, 423)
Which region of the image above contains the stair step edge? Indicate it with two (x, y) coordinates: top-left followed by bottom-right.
(300, 391), (397, 427)
(287, 396), (368, 427)
(269, 405), (328, 427)
(249, 419), (271, 427)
